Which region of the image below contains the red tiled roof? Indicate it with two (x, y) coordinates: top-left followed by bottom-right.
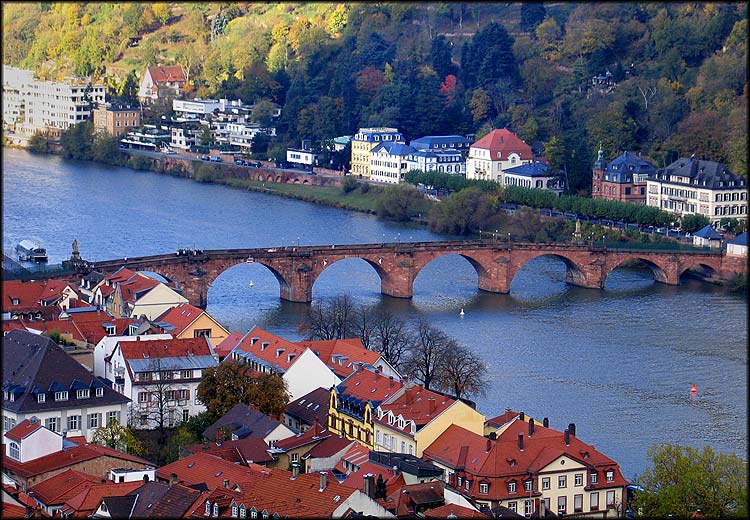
(337, 368), (403, 403)
(147, 65), (186, 84)
(375, 384), (454, 433)
(156, 452), (268, 490)
(182, 438), (276, 466)
(338, 459), (402, 493)
(3, 280), (74, 310)
(485, 410), (521, 428)
(2, 318), (31, 333)
(303, 434), (353, 460)
(299, 338), (382, 378)
(60, 480), (143, 517)
(40, 320), (86, 342)
(471, 128), (532, 160)
(118, 336), (212, 360)
(27, 469), (100, 505)
(214, 331), (244, 358)
(1, 443), (152, 479)
(118, 274), (159, 304)
(106, 268), (137, 284)
(2, 483), (39, 510)
(386, 480), (444, 516)
(1, 503), (28, 517)
(153, 302), (205, 336)
(5, 419), (43, 441)
(232, 326), (305, 372)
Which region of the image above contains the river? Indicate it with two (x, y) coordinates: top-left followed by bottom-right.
(2, 147), (747, 479)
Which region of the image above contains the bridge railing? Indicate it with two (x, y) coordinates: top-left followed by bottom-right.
(2, 263), (77, 281)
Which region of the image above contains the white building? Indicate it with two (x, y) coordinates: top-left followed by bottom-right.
(465, 128), (534, 183)
(105, 336), (218, 429)
(725, 232), (747, 257)
(94, 334), (173, 389)
(405, 149), (465, 176)
(2, 66), (33, 132)
(369, 142), (416, 184)
(21, 77), (105, 136)
(646, 158), (748, 225)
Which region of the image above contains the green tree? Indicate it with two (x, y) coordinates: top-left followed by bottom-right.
(375, 184), (426, 222)
(429, 187), (496, 236)
(92, 419), (145, 455)
(633, 444), (747, 518)
(197, 361), (290, 418)
(59, 121), (94, 160)
(520, 3), (546, 34)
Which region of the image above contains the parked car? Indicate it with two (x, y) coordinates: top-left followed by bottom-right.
(200, 155), (210, 161)
(209, 156), (222, 163)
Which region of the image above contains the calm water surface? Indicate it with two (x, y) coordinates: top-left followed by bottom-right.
(2, 148), (746, 478)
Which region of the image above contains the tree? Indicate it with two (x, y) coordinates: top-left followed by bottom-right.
(361, 307), (413, 369)
(401, 320), (451, 390)
(520, 3), (546, 34)
(251, 98), (277, 128)
(375, 473), (388, 499)
(429, 35), (456, 79)
(434, 342), (488, 399)
(130, 357), (182, 444)
(306, 294), (358, 340)
(632, 444), (747, 518)
(429, 187), (497, 236)
(198, 361), (290, 418)
(92, 419), (145, 455)
(375, 184), (426, 222)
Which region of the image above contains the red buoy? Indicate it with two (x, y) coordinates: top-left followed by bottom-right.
(691, 384), (697, 393)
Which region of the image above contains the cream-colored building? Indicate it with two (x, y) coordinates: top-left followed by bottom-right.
(369, 142), (416, 184)
(465, 128), (533, 183)
(350, 127), (404, 178)
(646, 158), (747, 226)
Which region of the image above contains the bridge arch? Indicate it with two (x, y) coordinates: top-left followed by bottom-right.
(411, 252), (492, 295)
(603, 256), (671, 285)
(509, 251), (591, 290)
(312, 255), (392, 299)
(678, 260), (719, 280)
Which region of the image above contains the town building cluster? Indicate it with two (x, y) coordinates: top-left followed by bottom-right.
(3, 267), (636, 518)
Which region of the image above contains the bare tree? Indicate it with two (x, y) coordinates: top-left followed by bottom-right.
(306, 294), (357, 340)
(129, 357), (182, 445)
(370, 308), (412, 370)
(435, 342), (489, 400)
(402, 320), (451, 390)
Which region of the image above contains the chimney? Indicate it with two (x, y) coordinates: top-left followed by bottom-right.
(404, 386), (413, 403)
(519, 411), (525, 422)
(488, 432), (497, 440)
(291, 463), (299, 480)
(427, 397), (436, 414)
(528, 417), (535, 437)
(363, 473), (375, 498)
(568, 423), (576, 437)
(543, 417), (549, 428)
(169, 473), (178, 486)
(319, 471), (328, 491)
(564, 429), (570, 446)
(518, 433), (524, 451)
(486, 438), (492, 452)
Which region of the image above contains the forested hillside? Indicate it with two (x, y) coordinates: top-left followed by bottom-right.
(3, 2), (747, 194)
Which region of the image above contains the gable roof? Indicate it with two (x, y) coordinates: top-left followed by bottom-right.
(426, 503), (492, 518)
(26, 469), (100, 505)
(147, 65), (186, 84)
(470, 129), (532, 159)
(203, 403), (285, 442)
(230, 326), (304, 373)
(2, 330), (130, 414)
(182, 438), (276, 466)
(5, 418), (44, 441)
(156, 452), (269, 490)
(153, 302), (227, 337)
(727, 232), (747, 245)
(336, 367), (403, 405)
(118, 336), (213, 360)
(376, 383), (454, 432)
(214, 331), (244, 359)
(2, 442), (152, 479)
(3, 279), (74, 311)
(694, 225), (724, 239)
(298, 338), (382, 379)
(60, 480), (143, 516)
(284, 387), (330, 427)
(127, 481), (203, 518)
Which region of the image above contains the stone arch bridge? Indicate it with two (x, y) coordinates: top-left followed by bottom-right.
(78, 241), (745, 308)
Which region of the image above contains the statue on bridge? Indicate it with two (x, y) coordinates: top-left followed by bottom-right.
(71, 239), (80, 261)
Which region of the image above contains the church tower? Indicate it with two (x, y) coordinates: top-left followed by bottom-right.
(592, 144), (606, 198)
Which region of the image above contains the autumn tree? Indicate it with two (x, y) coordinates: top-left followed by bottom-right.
(632, 444), (747, 518)
(92, 419), (145, 455)
(197, 361), (290, 418)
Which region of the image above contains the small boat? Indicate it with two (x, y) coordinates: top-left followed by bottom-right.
(249, 280), (255, 287)
(460, 308), (465, 316)
(16, 239), (48, 263)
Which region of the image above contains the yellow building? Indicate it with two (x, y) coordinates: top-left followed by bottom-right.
(373, 383), (485, 457)
(350, 127), (404, 178)
(151, 302), (230, 344)
(328, 367), (404, 449)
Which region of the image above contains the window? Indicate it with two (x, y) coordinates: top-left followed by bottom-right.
(181, 370), (193, 379)
(205, 502), (211, 516)
(590, 472), (598, 484)
(479, 483), (489, 494)
(55, 391), (69, 401)
(558, 475), (566, 488)
(194, 329), (211, 338)
(88, 413), (101, 429)
(557, 496), (566, 514)
(524, 480), (533, 492)
(239, 505), (246, 519)
(508, 502), (517, 512)
(138, 372), (153, 382)
(37, 393), (46, 403)
(183, 409), (190, 422)
(574, 494), (583, 512)
(606, 470), (614, 482)
(67, 415), (81, 431)
(77, 389), (90, 399)
(542, 477), (550, 490)
(591, 492), (599, 510)
(3, 417), (17, 432)
(508, 481), (516, 494)
(139, 392), (149, 403)
(161, 371), (174, 380)
(524, 500), (533, 516)
(465, 479), (470, 491)
(575, 473), (583, 486)
(46, 417), (59, 432)
(8, 442), (20, 460)
(107, 411), (120, 425)
(291, 453), (299, 463)
(96, 387), (104, 397)
(606, 490), (616, 508)
(212, 502), (219, 517)
(232, 505), (238, 517)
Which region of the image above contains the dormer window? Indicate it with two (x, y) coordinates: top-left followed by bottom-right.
(205, 502), (211, 516)
(232, 504), (238, 518)
(37, 393), (46, 403)
(77, 389), (90, 399)
(11, 298), (19, 305)
(96, 387), (104, 397)
(55, 391), (69, 401)
(239, 505), (246, 519)
(606, 470), (614, 482)
(213, 502), (219, 517)
(508, 481), (517, 494)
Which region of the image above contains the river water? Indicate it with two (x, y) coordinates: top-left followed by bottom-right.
(2, 148), (746, 479)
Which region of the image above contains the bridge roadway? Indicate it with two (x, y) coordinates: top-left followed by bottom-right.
(78, 240), (744, 308)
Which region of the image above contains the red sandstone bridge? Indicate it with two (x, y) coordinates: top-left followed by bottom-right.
(77, 241), (746, 308)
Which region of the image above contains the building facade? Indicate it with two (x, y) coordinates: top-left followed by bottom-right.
(138, 65), (186, 105)
(350, 127), (404, 178)
(465, 129), (534, 184)
(592, 148), (656, 203)
(369, 142), (416, 184)
(405, 149), (466, 176)
(646, 158), (747, 225)
(503, 161), (563, 194)
(92, 101), (141, 137)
